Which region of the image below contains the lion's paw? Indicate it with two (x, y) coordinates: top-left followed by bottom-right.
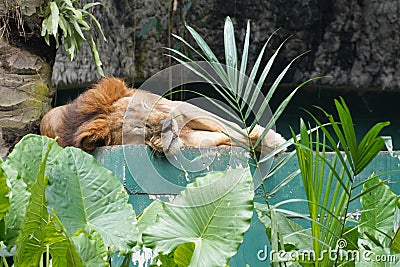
(159, 118), (183, 155)
(247, 125), (286, 155)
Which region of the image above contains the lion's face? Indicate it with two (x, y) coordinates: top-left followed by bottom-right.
(40, 78), (133, 151)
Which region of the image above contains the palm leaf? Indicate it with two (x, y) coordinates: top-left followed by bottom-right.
(237, 21), (250, 97)
(252, 77), (317, 149)
(244, 37), (293, 122)
(165, 52), (238, 108)
(224, 17), (238, 92)
(184, 24), (229, 87)
(240, 30), (278, 110)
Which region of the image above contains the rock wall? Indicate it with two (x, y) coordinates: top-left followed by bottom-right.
(52, 0), (400, 91)
(0, 0), (56, 156)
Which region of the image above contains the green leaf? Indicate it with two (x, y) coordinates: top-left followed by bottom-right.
(184, 23), (228, 86)
(164, 53), (238, 108)
(237, 20), (250, 97)
(2, 164), (29, 249)
(14, 139), (84, 266)
(0, 165), (9, 248)
(252, 77), (316, 149)
(356, 122), (389, 174)
(391, 228), (400, 253)
(5, 134), (62, 187)
(83, 2), (102, 10)
(41, 0), (106, 76)
(224, 17), (238, 91)
(0, 166), (10, 219)
(174, 242), (195, 267)
(49, 2), (60, 36)
(85, 12), (107, 42)
(360, 175), (397, 247)
(3, 135), (61, 249)
(155, 252), (177, 267)
(47, 147), (137, 254)
(342, 226), (359, 251)
(41, 16), (52, 45)
(142, 168), (254, 267)
(89, 35), (105, 77)
(71, 230), (109, 266)
(63, 0), (73, 7)
(391, 206), (400, 253)
(69, 17), (86, 40)
(290, 117), (355, 266)
(245, 38), (293, 123)
(240, 30), (276, 110)
(185, 24), (221, 65)
(65, 6), (83, 21)
(137, 200), (163, 245)
(304, 108), (353, 180)
(256, 205), (312, 251)
(58, 15), (68, 37)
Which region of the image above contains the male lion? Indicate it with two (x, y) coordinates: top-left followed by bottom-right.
(40, 77), (286, 155)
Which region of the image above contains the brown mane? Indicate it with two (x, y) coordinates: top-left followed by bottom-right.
(59, 77), (133, 150)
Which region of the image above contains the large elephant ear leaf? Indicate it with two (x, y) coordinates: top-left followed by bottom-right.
(3, 135), (61, 249)
(360, 174), (397, 247)
(14, 139), (85, 267)
(5, 134), (62, 186)
(0, 163), (10, 250)
(0, 165), (10, 219)
(142, 168), (254, 267)
(47, 147), (137, 254)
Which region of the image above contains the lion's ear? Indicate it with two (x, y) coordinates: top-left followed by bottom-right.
(75, 118), (111, 151)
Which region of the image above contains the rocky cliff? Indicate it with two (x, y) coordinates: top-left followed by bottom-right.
(52, 0), (400, 91)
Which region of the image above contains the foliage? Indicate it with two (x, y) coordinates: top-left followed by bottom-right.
(0, 162), (9, 250)
(0, 165), (9, 220)
(255, 98), (396, 266)
(145, 15), (315, 266)
(150, 15), (339, 266)
(47, 146), (137, 254)
(0, 135), (137, 266)
(357, 175), (400, 263)
(0, 134), (257, 266)
(14, 140), (85, 266)
(168, 17), (315, 158)
(1, 14), (397, 267)
(337, 175), (400, 266)
(40, 0), (107, 76)
(138, 168), (254, 266)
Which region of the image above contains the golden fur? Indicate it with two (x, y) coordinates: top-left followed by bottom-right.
(40, 77), (286, 154)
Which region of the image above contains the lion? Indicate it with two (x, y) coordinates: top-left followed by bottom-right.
(40, 77), (286, 155)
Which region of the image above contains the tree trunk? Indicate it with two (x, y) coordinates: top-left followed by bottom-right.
(0, 0), (56, 156)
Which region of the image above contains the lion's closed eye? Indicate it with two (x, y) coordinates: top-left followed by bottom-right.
(75, 118), (111, 151)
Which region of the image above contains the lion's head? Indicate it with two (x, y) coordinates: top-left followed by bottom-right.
(40, 77), (134, 151)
